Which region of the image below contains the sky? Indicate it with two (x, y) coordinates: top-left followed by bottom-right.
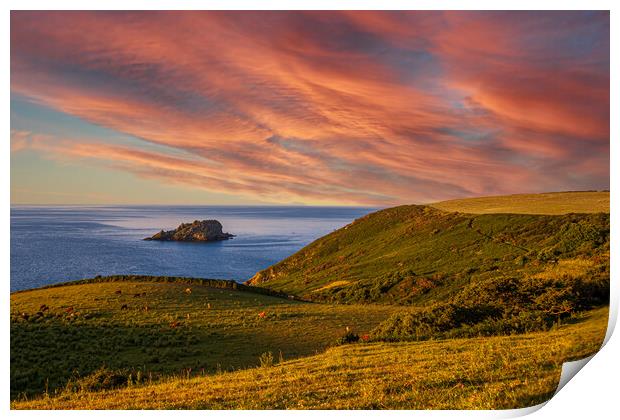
(10, 11), (610, 206)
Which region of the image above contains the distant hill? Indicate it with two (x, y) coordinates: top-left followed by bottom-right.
(247, 192), (609, 304)
(430, 191), (609, 215)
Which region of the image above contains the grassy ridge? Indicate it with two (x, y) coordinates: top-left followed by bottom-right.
(247, 205), (609, 304)
(430, 191), (609, 215)
(11, 279), (396, 399)
(13, 307), (608, 409)
(11, 274), (299, 300)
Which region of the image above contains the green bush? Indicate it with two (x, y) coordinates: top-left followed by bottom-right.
(336, 331), (360, 345)
(371, 303), (502, 341)
(446, 311), (556, 338)
(371, 267), (609, 342)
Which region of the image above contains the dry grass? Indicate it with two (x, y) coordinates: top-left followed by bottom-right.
(313, 280), (353, 292)
(13, 307), (608, 410)
(531, 258), (599, 281)
(430, 191), (609, 215)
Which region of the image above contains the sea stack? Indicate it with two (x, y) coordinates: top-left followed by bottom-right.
(144, 220), (235, 242)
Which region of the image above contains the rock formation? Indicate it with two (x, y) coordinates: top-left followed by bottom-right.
(144, 220), (234, 242)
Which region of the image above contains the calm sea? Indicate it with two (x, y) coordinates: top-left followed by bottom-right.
(10, 206), (375, 292)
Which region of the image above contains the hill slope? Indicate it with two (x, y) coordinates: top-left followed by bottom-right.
(247, 203), (609, 304)
(13, 307), (608, 409)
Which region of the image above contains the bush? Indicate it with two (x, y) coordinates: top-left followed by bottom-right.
(371, 264), (609, 343)
(336, 331), (360, 345)
(445, 311), (556, 338)
(371, 303), (502, 341)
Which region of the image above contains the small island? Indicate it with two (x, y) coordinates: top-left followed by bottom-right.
(144, 220), (235, 242)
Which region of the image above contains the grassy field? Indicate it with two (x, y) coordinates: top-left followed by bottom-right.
(11, 278), (396, 399)
(430, 191), (609, 215)
(13, 307), (608, 409)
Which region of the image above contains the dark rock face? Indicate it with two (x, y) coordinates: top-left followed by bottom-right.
(144, 220), (235, 242)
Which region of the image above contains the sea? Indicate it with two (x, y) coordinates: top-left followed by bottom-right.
(10, 206), (375, 292)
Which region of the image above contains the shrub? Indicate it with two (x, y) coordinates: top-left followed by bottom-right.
(371, 303), (502, 341)
(336, 331), (360, 345)
(371, 264), (609, 343)
(445, 311), (556, 338)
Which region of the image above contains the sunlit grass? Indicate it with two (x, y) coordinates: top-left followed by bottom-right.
(12, 307), (608, 409)
(430, 191), (609, 215)
(532, 257), (600, 281)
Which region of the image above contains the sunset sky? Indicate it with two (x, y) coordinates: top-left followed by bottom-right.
(10, 11), (609, 206)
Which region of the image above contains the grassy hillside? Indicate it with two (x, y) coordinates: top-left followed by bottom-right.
(247, 205), (609, 305)
(430, 191), (609, 215)
(13, 307), (608, 409)
(10, 192), (610, 409)
(11, 277), (395, 399)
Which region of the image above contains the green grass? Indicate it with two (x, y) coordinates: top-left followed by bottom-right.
(247, 205), (609, 304)
(430, 191), (609, 215)
(11, 278), (396, 399)
(12, 307), (608, 409)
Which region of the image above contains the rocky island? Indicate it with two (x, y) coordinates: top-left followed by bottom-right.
(144, 220), (235, 242)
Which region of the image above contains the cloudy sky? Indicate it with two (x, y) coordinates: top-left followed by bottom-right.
(10, 11), (609, 206)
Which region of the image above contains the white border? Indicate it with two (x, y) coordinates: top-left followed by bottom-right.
(3, 2), (617, 419)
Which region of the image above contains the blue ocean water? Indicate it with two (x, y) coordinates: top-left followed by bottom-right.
(10, 206), (375, 292)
